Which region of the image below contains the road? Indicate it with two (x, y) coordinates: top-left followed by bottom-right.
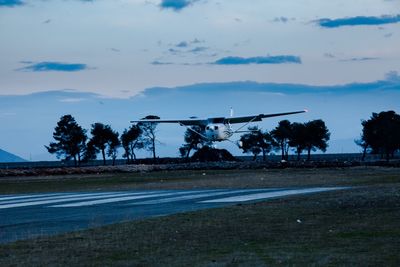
(0, 187), (343, 244)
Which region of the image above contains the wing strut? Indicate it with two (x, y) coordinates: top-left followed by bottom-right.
(232, 115), (260, 133)
(179, 123), (210, 141)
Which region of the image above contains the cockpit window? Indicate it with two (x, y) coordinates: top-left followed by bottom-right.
(214, 126), (219, 130)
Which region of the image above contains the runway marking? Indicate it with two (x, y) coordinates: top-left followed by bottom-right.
(50, 190), (216, 207)
(200, 187), (343, 203)
(0, 193), (66, 202)
(0, 192), (127, 205)
(0, 192), (155, 209)
(132, 189), (275, 205)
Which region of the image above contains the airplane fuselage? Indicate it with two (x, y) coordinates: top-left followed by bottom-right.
(205, 123), (233, 141)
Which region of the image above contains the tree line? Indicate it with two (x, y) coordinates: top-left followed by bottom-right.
(46, 114), (160, 166)
(179, 119), (330, 161)
(46, 110), (400, 166)
(355, 110), (400, 161)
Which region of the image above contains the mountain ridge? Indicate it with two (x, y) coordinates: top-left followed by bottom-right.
(0, 149), (27, 163)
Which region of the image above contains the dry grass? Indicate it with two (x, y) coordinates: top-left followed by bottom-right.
(0, 167), (400, 266)
(0, 166), (398, 194)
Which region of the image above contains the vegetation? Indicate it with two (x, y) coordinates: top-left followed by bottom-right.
(179, 126), (209, 158)
(191, 146), (236, 162)
(239, 120), (330, 161)
(120, 125), (142, 163)
(87, 123), (120, 166)
(302, 119), (330, 160)
(137, 115), (160, 160)
(45, 115), (87, 166)
(271, 120), (292, 160)
(357, 110), (400, 160)
(239, 126), (274, 161)
(1, 168), (399, 266)
(46, 110), (400, 165)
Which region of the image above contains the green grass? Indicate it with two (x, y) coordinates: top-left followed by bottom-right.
(1, 167), (400, 266)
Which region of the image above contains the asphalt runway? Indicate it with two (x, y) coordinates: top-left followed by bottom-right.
(0, 187), (344, 244)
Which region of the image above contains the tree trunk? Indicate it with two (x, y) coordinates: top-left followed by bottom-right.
(361, 146), (367, 161)
(297, 148), (301, 161)
(307, 147), (311, 161)
(186, 146), (192, 159)
(130, 145), (137, 162)
(152, 135), (156, 160)
(281, 143), (285, 160)
(101, 149), (106, 165)
(252, 154), (257, 161)
(262, 149), (266, 161)
(285, 144), (289, 161)
(73, 155), (77, 167)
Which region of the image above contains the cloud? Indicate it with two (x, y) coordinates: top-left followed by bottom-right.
(316, 14), (400, 28)
(17, 61), (90, 72)
(340, 57), (379, 62)
(324, 53), (336, 59)
(273, 17), (289, 23)
(191, 38), (203, 44)
(385, 71), (400, 82)
(176, 41), (189, 48)
(213, 55), (302, 65)
(0, 0), (24, 7)
(189, 46), (208, 53)
(151, 60), (173, 65)
(59, 98), (86, 103)
(160, 0), (199, 11)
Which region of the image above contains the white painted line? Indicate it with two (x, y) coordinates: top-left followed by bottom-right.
(0, 192), (154, 209)
(50, 190), (210, 207)
(132, 189), (273, 205)
(0, 193), (66, 202)
(200, 187), (343, 203)
(0, 192), (127, 205)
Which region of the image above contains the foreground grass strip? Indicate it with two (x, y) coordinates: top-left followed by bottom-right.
(1, 185), (399, 266)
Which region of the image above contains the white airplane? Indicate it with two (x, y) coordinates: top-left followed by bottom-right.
(130, 109), (307, 142)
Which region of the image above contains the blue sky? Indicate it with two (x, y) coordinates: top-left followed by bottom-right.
(0, 0), (399, 160)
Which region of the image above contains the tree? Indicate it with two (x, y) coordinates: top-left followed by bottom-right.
(239, 127), (273, 161)
(138, 115), (160, 160)
(303, 119), (330, 161)
(358, 111), (400, 160)
(83, 139), (97, 162)
(289, 122), (307, 161)
(46, 114), (87, 166)
(107, 130), (120, 166)
(179, 126), (209, 158)
(354, 138), (369, 161)
(88, 122), (119, 165)
(121, 125), (143, 163)
(271, 120), (292, 160)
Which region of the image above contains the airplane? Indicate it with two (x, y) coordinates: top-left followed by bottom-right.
(130, 109), (307, 143)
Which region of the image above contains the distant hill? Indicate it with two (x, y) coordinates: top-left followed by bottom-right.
(0, 149), (27, 163)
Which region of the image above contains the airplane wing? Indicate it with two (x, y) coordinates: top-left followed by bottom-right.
(131, 110), (307, 126)
(224, 110), (307, 124)
(130, 118), (206, 126)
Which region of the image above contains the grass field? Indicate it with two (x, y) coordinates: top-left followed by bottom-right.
(0, 166), (399, 266)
